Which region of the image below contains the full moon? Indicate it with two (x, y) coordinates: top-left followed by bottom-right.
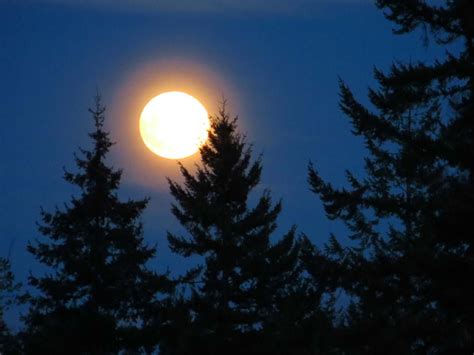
(139, 91), (209, 159)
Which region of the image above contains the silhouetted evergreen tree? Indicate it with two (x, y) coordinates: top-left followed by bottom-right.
(307, 0), (474, 353)
(22, 95), (171, 354)
(0, 257), (22, 354)
(163, 105), (331, 354)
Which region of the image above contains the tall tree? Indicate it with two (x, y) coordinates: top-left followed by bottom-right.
(163, 105), (331, 354)
(22, 95), (171, 354)
(307, 0), (474, 353)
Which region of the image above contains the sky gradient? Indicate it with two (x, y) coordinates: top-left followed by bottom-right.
(20, 0), (367, 15)
(1, 0), (443, 328)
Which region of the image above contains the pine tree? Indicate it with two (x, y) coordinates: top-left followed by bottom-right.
(307, 0), (474, 353)
(0, 257), (22, 354)
(163, 105), (327, 354)
(22, 95), (171, 354)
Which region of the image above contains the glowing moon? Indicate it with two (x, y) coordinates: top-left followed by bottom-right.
(139, 91), (209, 159)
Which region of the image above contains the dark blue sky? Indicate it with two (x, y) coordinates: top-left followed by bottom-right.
(1, 0), (442, 327)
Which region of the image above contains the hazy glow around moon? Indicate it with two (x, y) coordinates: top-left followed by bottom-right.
(139, 91), (209, 159)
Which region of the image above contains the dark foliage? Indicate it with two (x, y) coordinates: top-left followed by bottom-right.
(0, 258), (22, 354)
(307, 0), (474, 353)
(21, 96), (171, 354)
(163, 105), (334, 354)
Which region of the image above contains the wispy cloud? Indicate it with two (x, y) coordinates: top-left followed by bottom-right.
(23, 0), (366, 15)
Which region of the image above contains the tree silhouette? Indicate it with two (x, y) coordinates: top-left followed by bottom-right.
(22, 95), (171, 354)
(0, 257), (22, 354)
(163, 105), (329, 354)
(307, 0), (474, 353)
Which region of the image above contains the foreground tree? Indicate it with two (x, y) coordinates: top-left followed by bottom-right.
(22, 96), (171, 354)
(163, 105), (334, 354)
(307, 0), (474, 353)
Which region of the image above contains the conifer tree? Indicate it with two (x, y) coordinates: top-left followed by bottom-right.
(163, 105), (327, 354)
(22, 95), (170, 354)
(307, 0), (474, 353)
(0, 257), (22, 354)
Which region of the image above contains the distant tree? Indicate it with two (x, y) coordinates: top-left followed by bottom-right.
(162, 105), (334, 354)
(307, 0), (474, 353)
(0, 257), (22, 354)
(22, 95), (171, 354)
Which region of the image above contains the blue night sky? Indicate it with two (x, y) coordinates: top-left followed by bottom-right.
(1, 0), (443, 327)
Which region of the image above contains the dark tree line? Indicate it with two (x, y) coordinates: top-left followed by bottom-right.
(1, 0), (472, 353)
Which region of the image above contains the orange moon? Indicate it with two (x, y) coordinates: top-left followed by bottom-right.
(139, 91), (209, 159)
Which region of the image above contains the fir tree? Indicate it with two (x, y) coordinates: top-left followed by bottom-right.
(163, 105), (325, 354)
(0, 257), (22, 354)
(307, 0), (474, 353)
(22, 95), (171, 354)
